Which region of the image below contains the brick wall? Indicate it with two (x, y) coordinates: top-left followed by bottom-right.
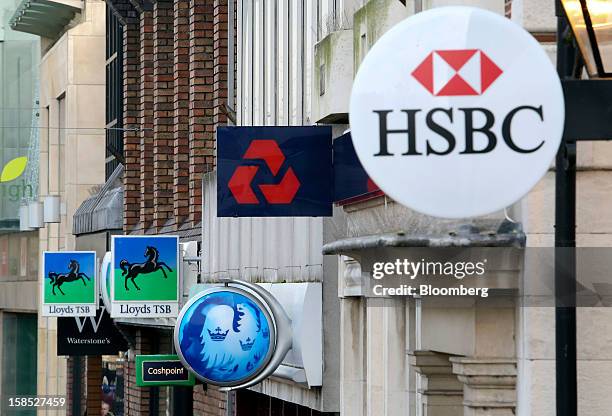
(174, 0), (191, 225)
(140, 7), (155, 230)
(118, 0), (224, 233)
(123, 5), (141, 230)
(108, 0), (231, 413)
(66, 356), (87, 416)
(188, 0), (213, 227)
(193, 385), (228, 416)
(123, 328), (171, 415)
(124, 330), (152, 415)
(213, 0), (228, 127)
(86, 356), (103, 412)
(152, 0), (175, 231)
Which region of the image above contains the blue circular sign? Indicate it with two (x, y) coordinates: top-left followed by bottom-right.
(174, 288), (275, 386)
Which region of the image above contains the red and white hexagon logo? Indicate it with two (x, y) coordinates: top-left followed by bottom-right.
(411, 49), (503, 96)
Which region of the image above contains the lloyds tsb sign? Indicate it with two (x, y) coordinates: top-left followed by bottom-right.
(349, 7), (565, 219)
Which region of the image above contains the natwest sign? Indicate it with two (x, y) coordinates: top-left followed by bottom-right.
(217, 126), (332, 217)
(349, 7), (565, 218)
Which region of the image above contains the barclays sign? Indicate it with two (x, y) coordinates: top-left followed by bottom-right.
(174, 280), (292, 389)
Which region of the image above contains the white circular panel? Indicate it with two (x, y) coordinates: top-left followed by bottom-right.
(349, 7), (564, 218)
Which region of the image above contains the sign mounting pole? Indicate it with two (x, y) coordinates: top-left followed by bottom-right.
(555, 1), (577, 415)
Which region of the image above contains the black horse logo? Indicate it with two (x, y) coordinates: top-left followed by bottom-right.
(49, 259), (90, 295)
(120, 246), (173, 291)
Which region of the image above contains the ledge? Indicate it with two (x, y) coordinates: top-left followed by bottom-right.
(322, 222), (526, 255)
(10, 0), (82, 39)
(73, 165), (123, 235)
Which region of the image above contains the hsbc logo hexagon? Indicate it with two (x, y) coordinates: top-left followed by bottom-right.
(217, 126), (332, 217)
(411, 49), (503, 96)
(349, 7), (565, 219)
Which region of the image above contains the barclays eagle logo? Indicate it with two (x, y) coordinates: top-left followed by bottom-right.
(177, 291), (272, 383)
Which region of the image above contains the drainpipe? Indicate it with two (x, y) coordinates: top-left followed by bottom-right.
(227, 0), (235, 126)
(226, 3), (236, 414)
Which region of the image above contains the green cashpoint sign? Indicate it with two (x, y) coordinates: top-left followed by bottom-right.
(135, 355), (196, 387)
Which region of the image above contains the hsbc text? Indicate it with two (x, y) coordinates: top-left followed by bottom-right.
(373, 106), (545, 156)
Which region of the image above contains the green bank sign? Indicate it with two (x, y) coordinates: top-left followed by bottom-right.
(135, 355), (195, 387)
(110, 235), (180, 318)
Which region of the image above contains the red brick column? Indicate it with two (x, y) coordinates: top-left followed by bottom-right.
(123, 12), (141, 231)
(188, 0), (214, 227)
(86, 356), (103, 414)
(153, 0), (175, 231)
(124, 330), (152, 415)
(140, 9), (154, 230)
(213, 0), (228, 127)
(174, 0), (191, 226)
(193, 385), (228, 416)
(66, 357), (87, 416)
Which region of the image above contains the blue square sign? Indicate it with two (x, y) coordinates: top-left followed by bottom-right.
(217, 126), (332, 217)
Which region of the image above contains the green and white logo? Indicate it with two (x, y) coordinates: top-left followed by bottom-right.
(41, 251), (98, 317)
(111, 235), (180, 318)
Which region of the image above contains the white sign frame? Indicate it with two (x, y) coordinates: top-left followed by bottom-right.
(110, 235), (180, 318)
(41, 251), (98, 317)
(349, 6), (565, 219)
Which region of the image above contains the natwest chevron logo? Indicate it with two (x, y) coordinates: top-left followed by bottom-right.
(217, 126), (332, 217)
(228, 139), (300, 204)
(412, 49), (502, 96)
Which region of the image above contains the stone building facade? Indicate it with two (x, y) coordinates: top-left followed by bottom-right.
(10, 0), (108, 406)
(317, 1), (612, 416)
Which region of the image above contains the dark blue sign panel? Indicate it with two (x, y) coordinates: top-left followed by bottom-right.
(217, 126), (332, 217)
(333, 132), (380, 203)
(175, 288), (275, 386)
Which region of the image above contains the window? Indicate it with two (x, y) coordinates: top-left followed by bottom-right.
(1, 313), (37, 416)
(320, 63), (326, 96)
(106, 5), (124, 181)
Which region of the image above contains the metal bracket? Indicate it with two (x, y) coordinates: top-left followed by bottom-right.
(218, 280), (293, 392)
(562, 80), (612, 141)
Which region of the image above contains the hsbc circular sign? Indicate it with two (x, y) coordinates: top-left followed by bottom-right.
(349, 7), (564, 218)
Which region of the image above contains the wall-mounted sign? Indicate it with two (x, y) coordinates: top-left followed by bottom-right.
(217, 126), (332, 217)
(135, 355), (196, 387)
(100, 251), (112, 310)
(333, 132), (381, 202)
(174, 281), (292, 390)
(57, 306), (128, 356)
(42, 251), (97, 317)
(349, 7), (565, 218)
(111, 236), (179, 318)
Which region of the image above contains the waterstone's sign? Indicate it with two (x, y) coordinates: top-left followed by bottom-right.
(349, 6), (565, 218)
(41, 251), (97, 317)
(110, 235), (179, 318)
(57, 307), (128, 356)
(135, 355), (195, 387)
